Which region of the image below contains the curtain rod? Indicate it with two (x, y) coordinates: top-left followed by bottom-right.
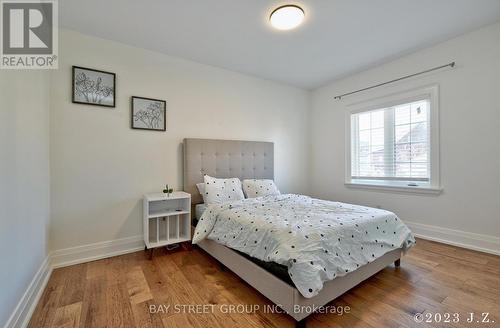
(334, 62), (455, 100)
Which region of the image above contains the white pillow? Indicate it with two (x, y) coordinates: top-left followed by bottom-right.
(242, 179), (280, 198)
(196, 183), (207, 203)
(203, 175), (245, 205)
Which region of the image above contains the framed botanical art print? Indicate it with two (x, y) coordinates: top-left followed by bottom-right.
(131, 96), (166, 131)
(72, 66), (116, 107)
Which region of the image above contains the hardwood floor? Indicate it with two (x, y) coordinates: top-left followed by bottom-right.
(29, 238), (500, 328)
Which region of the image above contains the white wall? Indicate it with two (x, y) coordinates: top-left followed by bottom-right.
(310, 22), (500, 250)
(0, 71), (51, 325)
(50, 29), (310, 251)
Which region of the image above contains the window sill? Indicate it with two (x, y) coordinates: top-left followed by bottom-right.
(345, 180), (442, 195)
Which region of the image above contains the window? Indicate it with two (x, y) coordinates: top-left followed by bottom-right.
(346, 86), (441, 193)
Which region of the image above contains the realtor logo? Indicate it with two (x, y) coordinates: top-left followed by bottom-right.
(1, 0), (58, 69)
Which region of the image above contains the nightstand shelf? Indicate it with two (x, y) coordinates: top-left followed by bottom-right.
(148, 209), (190, 219)
(143, 191), (191, 251)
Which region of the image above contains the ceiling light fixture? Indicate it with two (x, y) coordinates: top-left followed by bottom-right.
(270, 5), (305, 30)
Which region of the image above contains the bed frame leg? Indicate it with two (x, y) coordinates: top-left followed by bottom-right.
(394, 259), (401, 267)
(296, 318), (306, 328)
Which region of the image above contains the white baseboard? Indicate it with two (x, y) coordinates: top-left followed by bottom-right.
(4, 256), (52, 328)
(406, 221), (500, 256)
(51, 235), (144, 268)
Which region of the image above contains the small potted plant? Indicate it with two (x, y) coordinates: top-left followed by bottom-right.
(162, 184), (173, 197)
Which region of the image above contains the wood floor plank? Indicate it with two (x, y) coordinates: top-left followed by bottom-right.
(372, 274), (448, 304)
(161, 313), (196, 328)
(160, 275), (224, 327)
(27, 283), (63, 328)
(139, 256), (171, 291)
(417, 239), (492, 266)
(52, 302), (82, 328)
(308, 301), (376, 328)
(86, 259), (107, 280)
(356, 279), (442, 317)
(28, 238), (500, 328)
(339, 293), (411, 328)
(59, 264), (87, 307)
(461, 279), (500, 304)
(126, 266), (153, 305)
(130, 300), (165, 328)
(168, 255), (251, 327)
(106, 282), (135, 328)
(106, 255), (129, 286)
(79, 276), (107, 328)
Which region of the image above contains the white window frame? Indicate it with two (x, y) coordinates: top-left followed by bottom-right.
(345, 85), (442, 194)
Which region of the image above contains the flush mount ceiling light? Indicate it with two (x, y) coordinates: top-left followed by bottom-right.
(270, 5), (305, 30)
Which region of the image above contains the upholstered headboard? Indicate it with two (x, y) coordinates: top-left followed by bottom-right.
(183, 138), (274, 204)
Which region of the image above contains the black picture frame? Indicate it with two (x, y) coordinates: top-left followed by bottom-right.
(131, 96), (167, 131)
(72, 66), (116, 108)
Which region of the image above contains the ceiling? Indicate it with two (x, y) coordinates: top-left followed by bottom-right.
(60, 0), (500, 90)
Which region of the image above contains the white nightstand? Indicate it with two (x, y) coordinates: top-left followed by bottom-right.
(143, 191), (191, 257)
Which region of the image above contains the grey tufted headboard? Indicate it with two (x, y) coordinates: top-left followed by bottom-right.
(183, 138), (274, 205)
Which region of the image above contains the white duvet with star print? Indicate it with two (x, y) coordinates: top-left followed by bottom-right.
(192, 194), (415, 298)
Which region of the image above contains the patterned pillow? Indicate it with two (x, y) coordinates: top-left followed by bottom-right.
(242, 179), (281, 198)
(203, 175), (245, 205)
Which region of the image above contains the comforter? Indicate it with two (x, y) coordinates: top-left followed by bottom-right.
(192, 194), (415, 298)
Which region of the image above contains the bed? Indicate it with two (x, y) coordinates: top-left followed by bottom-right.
(183, 138), (414, 327)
